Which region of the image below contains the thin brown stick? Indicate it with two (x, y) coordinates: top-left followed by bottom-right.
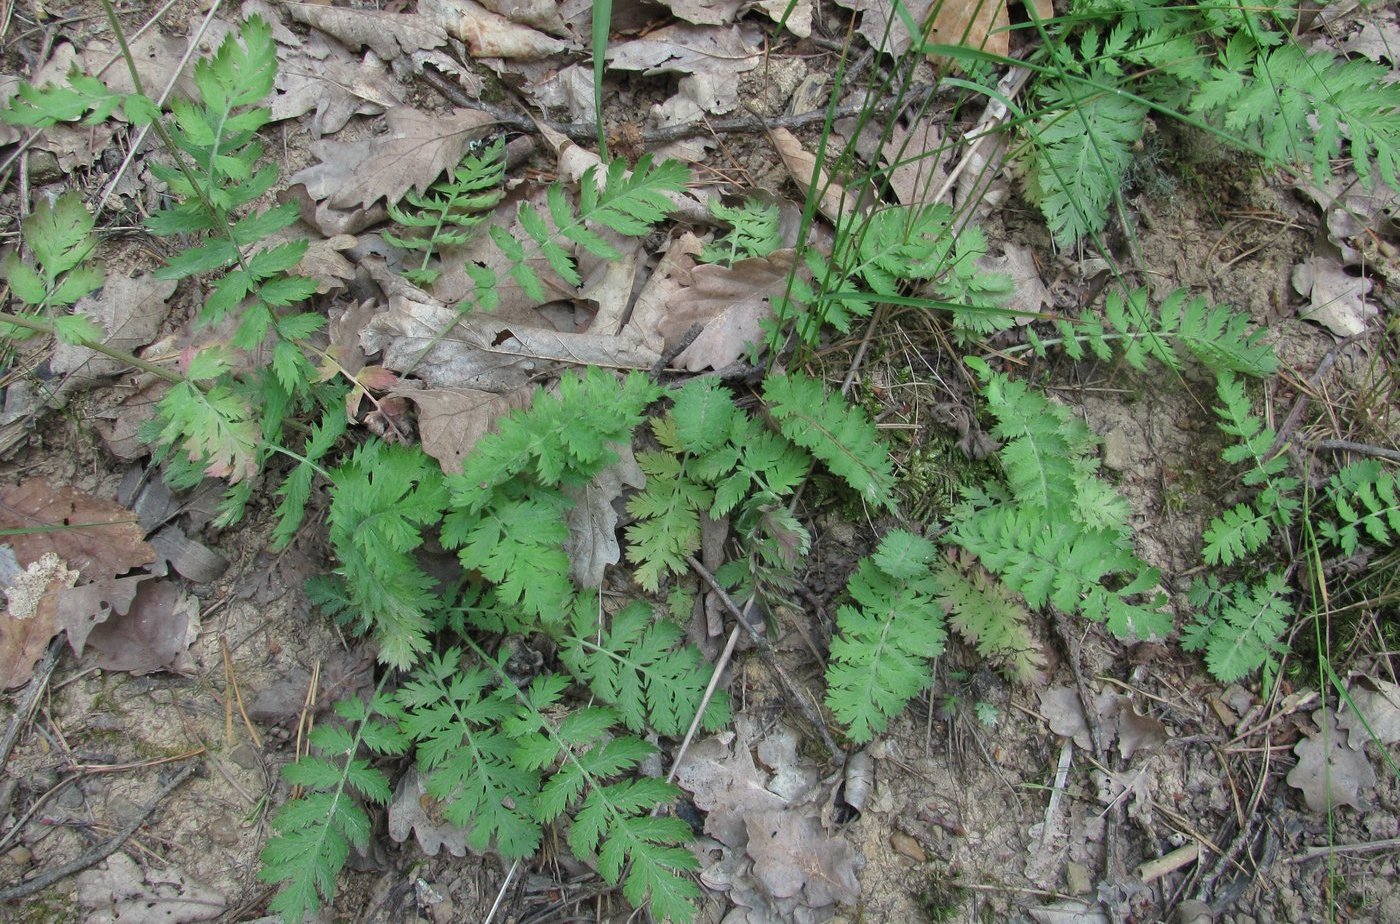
(1316, 438), (1400, 464)
(221, 634), (262, 749)
(686, 554), (842, 760)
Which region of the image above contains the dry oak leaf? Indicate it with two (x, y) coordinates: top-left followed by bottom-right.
(667, 250), (796, 371)
(0, 552), (75, 689)
(270, 32), (403, 137)
(420, 0), (573, 58)
(564, 444), (645, 588)
(653, 0), (747, 27)
(1287, 707), (1377, 812)
(284, 2), (448, 59)
(606, 23), (763, 77)
(627, 231), (705, 355)
(754, 0), (813, 37)
(1291, 252), (1377, 337)
(50, 273), (177, 387)
(0, 479), (155, 580)
(85, 580), (199, 674)
(471, 0), (569, 34)
(395, 384), (535, 474)
(1338, 676), (1400, 749)
(288, 106), (494, 210)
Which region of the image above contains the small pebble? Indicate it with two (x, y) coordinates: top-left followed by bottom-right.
(890, 831), (925, 863)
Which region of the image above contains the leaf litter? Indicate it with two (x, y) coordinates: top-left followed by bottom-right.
(3, 0), (1400, 920)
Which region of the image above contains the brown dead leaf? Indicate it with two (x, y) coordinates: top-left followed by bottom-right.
(754, 0), (813, 37)
(924, 0), (1010, 60)
(653, 0), (746, 26)
(420, 0), (573, 58)
(607, 23), (762, 77)
(50, 273), (177, 388)
(295, 234), (359, 295)
(564, 445), (644, 587)
(1292, 251), (1377, 336)
(664, 251), (796, 371)
(395, 385), (535, 473)
(979, 243), (1048, 322)
(289, 106), (494, 210)
(388, 769), (472, 857)
(0, 480), (155, 580)
(53, 574), (145, 655)
(1287, 707), (1377, 812)
(474, 0), (568, 33)
(285, 2), (448, 59)
(92, 379), (170, 461)
(674, 732), (789, 848)
(746, 810), (862, 907)
(882, 117), (949, 206)
(769, 128), (854, 224)
(627, 232), (706, 355)
(1338, 676), (1400, 748)
(0, 552), (74, 689)
(77, 850), (225, 923)
(270, 32), (403, 137)
(85, 580), (198, 675)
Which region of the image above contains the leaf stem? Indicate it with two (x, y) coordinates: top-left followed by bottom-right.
(0, 309), (182, 383)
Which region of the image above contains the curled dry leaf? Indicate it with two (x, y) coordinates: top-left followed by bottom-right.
(284, 1), (448, 59)
(769, 128), (854, 224)
(419, 0), (572, 58)
(473, 0), (568, 33)
(289, 106), (494, 210)
(667, 251), (796, 372)
(607, 23), (763, 78)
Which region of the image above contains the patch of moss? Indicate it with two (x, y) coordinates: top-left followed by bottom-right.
(917, 867), (968, 922)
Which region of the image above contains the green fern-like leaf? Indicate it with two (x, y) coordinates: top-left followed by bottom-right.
(951, 363), (1169, 639)
(326, 441), (447, 669)
(270, 396), (347, 548)
(626, 438), (711, 593)
(1047, 287), (1279, 377)
(385, 139), (506, 286)
(1191, 41), (1400, 190)
(932, 555), (1046, 684)
(0, 192), (104, 315)
(1202, 501), (1272, 566)
(395, 649), (544, 856)
(445, 485), (574, 625)
(1030, 69), (1146, 246)
(259, 690), (407, 923)
(558, 594), (730, 736)
(699, 197), (782, 266)
(1183, 572), (1291, 684)
(825, 530), (947, 743)
(492, 154), (689, 301)
(763, 371), (895, 509)
(451, 368), (662, 506)
(1321, 461), (1400, 555)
